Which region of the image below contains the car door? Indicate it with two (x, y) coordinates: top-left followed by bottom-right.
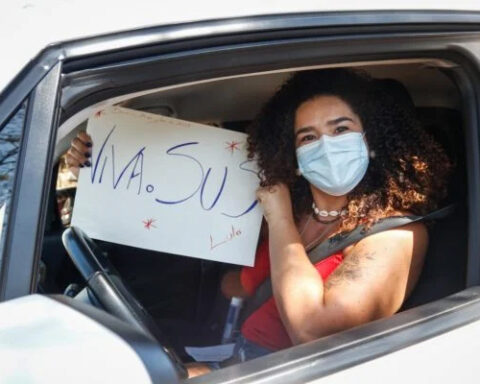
(2, 10), (480, 384)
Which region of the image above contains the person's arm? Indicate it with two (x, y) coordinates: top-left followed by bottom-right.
(221, 270), (249, 299)
(257, 183), (428, 345)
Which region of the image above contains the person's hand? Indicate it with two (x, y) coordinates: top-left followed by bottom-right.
(256, 183), (294, 224)
(66, 131), (92, 178)
(220, 270), (249, 299)
(185, 362), (211, 378)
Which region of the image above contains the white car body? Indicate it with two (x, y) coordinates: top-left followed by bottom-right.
(1, 1), (480, 383)
(0, 295), (152, 384)
(3, 0), (480, 94)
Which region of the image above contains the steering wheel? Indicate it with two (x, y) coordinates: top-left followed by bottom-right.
(62, 226), (188, 379)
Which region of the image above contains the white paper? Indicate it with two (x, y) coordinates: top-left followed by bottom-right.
(71, 106), (262, 266)
(185, 344), (235, 362)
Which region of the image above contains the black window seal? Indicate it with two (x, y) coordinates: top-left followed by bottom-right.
(451, 63), (480, 286)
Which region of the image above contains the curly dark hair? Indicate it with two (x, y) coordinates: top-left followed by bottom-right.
(247, 68), (452, 231)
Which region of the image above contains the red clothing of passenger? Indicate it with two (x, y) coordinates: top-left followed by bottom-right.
(240, 240), (344, 351)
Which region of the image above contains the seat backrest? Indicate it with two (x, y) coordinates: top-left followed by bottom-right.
(375, 78), (467, 309)
(401, 106), (467, 310)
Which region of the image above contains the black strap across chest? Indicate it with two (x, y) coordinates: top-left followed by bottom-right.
(239, 204), (455, 325)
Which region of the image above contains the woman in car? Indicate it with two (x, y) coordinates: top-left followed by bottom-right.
(66, 68), (451, 376)
(217, 68), (451, 364)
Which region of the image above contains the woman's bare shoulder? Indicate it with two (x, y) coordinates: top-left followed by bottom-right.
(324, 215), (428, 314)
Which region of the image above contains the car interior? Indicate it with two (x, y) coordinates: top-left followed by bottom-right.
(39, 59), (468, 366)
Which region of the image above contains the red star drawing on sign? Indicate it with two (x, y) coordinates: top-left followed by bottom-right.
(225, 140), (242, 154)
(142, 218), (156, 230)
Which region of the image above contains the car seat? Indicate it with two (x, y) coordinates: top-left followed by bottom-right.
(370, 78), (467, 309)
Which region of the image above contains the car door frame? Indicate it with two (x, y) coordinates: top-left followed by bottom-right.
(2, 10), (480, 382)
(0, 63), (62, 300)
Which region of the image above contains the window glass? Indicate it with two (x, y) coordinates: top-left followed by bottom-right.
(0, 103), (26, 259)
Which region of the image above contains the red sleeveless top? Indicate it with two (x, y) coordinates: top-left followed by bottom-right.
(240, 240), (344, 350)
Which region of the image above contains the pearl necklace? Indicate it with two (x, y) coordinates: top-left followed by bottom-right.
(312, 202), (347, 218)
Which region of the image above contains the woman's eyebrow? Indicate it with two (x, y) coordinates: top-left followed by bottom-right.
(327, 117), (354, 126)
(295, 126), (315, 137)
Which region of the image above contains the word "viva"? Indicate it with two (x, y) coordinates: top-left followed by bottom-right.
(89, 126), (258, 218)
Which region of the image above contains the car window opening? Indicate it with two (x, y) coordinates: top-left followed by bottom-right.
(42, 61), (467, 376)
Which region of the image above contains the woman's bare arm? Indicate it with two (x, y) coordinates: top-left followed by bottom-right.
(281, 223), (427, 344)
(259, 183), (428, 345)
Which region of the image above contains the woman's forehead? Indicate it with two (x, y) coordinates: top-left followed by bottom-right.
(295, 96), (358, 127)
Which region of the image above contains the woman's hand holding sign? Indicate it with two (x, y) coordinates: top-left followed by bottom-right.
(256, 184), (294, 225)
(66, 131), (93, 178)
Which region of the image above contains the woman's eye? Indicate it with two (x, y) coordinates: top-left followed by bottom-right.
(300, 134), (317, 143)
(335, 126), (349, 134)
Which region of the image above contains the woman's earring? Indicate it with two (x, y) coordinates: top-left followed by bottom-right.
(369, 150), (376, 159)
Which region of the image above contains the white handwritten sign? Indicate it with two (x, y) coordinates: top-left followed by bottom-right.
(71, 107), (262, 266)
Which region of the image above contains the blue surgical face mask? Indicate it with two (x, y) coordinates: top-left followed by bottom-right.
(296, 132), (369, 196)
